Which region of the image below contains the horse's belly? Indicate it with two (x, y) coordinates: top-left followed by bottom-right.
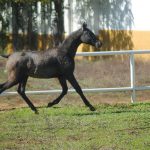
(29, 67), (58, 78)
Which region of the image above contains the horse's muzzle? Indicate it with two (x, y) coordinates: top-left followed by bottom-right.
(95, 41), (102, 48)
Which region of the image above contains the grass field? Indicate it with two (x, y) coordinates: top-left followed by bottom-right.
(0, 103), (150, 150)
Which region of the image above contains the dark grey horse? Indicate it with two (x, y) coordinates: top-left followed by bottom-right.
(0, 23), (102, 113)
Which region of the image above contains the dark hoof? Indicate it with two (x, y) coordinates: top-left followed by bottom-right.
(34, 110), (39, 114)
(47, 103), (53, 108)
(90, 106), (96, 111)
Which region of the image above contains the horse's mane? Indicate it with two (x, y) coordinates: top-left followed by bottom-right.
(62, 28), (83, 45)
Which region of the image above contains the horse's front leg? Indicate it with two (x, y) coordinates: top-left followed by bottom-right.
(66, 74), (96, 111)
(47, 76), (68, 107)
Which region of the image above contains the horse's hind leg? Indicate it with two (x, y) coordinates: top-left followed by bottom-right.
(0, 81), (18, 94)
(17, 77), (38, 114)
(0, 82), (6, 89)
(47, 76), (68, 108)
(67, 74), (96, 111)
(0, 69), (19, 94)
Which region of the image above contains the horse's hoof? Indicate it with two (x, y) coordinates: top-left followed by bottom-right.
(34, 110), (39, 114)
(47, 103), (53, 108)
(90, 106), (96, 111)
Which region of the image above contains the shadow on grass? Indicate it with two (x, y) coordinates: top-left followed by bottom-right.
(72, 103), (150, 116)
(116, 126), (150, 132)
(0, 103), (150, 116)
(72, 109), (150, 117)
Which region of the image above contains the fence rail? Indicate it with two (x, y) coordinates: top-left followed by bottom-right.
(1, 50), (150, 102)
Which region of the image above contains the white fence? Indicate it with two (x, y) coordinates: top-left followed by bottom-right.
(1, 50), (150, 103)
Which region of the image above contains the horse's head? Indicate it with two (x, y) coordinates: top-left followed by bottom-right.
(80, 23), (102, 48)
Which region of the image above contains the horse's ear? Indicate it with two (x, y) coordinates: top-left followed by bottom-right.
(82, 22), (87, 30)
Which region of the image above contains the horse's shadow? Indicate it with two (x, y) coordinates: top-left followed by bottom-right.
(72, 109), (150, 116)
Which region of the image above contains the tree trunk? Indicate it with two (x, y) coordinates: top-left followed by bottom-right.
(27, 4), (33, 50)
(12, 2), (19, 51)
(53, 0), (64, 46)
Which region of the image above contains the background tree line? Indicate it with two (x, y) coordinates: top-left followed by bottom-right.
(0, 0), (64, 53)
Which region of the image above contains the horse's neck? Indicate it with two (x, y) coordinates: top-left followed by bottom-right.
(60, 29), (82, 58)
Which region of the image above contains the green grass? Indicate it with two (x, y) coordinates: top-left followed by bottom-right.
(0, 103), (150, 150)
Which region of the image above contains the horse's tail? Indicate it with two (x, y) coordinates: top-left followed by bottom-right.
(0, 54), (11, 58)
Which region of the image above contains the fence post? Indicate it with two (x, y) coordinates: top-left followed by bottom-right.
(130, 53), (136, 103)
